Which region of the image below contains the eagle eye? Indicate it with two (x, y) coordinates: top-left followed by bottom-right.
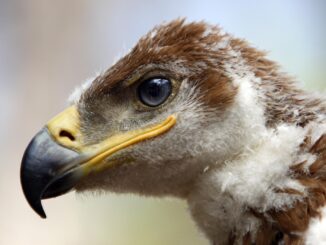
(137, 77), (172, 107)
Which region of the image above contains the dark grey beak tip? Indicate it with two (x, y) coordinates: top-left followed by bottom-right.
(20, 128), (81, 219)
(20, 139), (47, 218)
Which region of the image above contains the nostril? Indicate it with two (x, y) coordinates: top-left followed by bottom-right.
(59, 130), (75, 141)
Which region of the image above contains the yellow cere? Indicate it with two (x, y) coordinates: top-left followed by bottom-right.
(47, 106), (81, 151)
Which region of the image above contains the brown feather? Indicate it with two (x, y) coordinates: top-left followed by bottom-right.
(249, 134), (326, 244)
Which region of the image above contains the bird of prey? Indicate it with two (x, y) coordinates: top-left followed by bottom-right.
(21, 19), (326, 244)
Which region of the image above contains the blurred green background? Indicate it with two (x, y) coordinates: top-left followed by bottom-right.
(0, 1), (325, 244)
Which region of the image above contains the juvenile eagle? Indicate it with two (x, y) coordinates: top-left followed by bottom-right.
(21, 20), (326, 244)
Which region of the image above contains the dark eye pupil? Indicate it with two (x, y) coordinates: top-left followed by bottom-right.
(138, 77), (172, 107)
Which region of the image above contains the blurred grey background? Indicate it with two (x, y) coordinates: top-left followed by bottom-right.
(0, 0), (325, 244)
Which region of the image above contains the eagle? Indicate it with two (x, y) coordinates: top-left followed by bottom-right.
(21, 19), (326, 244)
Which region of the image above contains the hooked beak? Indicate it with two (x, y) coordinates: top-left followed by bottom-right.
(21, 106), (176, 218)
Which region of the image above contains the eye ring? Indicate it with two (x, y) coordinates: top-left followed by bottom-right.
(137, 77), (172, 107)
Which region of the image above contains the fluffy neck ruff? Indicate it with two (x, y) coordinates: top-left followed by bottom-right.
(186, 45), (326, 244)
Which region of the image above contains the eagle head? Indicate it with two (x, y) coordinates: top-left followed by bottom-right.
(21, 18), (326, 244)
(21, 19), (241, 218)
